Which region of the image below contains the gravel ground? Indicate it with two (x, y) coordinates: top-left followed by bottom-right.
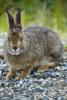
(0, 53), (67, 100)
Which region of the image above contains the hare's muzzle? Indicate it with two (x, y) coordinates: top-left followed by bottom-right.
(13, 46), (17, 51)
(12, 47), (20, 52)
(9, 47), (21, 55)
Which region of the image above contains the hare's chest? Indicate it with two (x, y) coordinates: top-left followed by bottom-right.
(4, 53), (34, 68)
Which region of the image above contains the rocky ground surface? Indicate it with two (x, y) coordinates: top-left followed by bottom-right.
(0, 52), (67, 100)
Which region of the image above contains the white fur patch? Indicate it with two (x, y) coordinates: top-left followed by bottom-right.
(8, 48), (21, 55)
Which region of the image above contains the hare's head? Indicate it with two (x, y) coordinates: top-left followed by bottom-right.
(6, 8), (23, 55)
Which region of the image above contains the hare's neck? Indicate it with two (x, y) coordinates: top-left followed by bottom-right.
(23, 32), (29, 50)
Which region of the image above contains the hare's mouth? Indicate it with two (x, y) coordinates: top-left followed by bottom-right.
(8, 48), (22, 55)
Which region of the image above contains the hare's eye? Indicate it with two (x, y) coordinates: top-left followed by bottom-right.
(8, 37), (10, 41)
(20, 37), (22, 41)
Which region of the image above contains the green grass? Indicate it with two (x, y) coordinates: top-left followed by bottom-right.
(0, 11), (67, 41)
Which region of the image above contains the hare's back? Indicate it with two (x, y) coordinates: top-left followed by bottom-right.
(24, 26), (63, 60)
(46, 30), (63, 61)
(24, 26), (48, 55)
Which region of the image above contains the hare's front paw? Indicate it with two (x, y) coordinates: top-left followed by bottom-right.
(16, 66), (32, 80)
(16, 71), (28, 80)
(6, 72), (15, 80)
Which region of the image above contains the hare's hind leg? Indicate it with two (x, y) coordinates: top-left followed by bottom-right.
(37, 62), (58, 73)
(6, 67), (16, 79)
(36, 56), (58, 73)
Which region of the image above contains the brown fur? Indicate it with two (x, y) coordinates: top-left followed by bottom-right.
(4, 9), (63, 80)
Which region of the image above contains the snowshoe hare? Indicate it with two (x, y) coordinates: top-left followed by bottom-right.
(4, 8), (63, 80)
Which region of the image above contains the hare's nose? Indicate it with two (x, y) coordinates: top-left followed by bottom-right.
(13, 46), (17, 50)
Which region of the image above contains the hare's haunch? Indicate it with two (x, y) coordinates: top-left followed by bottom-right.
(4, 9), (63, 80)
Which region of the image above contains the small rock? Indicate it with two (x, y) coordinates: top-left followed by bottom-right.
(2, 97), (10, 100)
(7, 92), (13, 96)
(34, 93), (43, 100)
(62, 62), (67, 66)
(49, 69), (54, 72)
(15, 83), (21, 88)
(58, 97), (64, 100)
(5, 82), (10, 87)
(62, 66), (67, 71)
(50, 72), (60, 78)
(0, 88), (4, 92)
(42, 73), (49, 79)
(0, 70), (2, 76)
(64, 78), (67, 85)
(0, 59), (6, 65)
(35, 86), (44, 92)
(0, 82), (4, 87)
(31, 72), (42, 79)
(41, 81), (47, 86)
(18, 80), (24, 86)
(38, 78), (44, 83)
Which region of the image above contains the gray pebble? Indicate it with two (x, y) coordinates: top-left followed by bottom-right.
(0, 82), (4, 87)
(0, 70), (2, 76)
(0, 58), (67, 100)
(63, 78), (67, 85)
(62, 66), (67, 71)
(50, 72), (59, 78)
(58, 97), (64, 100)
(62, 62), (67, 66)
(1, 97), (10, 100)
(42, 73), (49, 79)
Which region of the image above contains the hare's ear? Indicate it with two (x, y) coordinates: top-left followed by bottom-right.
(6, 9), (15, 30)
(16, 8), (22, 29)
